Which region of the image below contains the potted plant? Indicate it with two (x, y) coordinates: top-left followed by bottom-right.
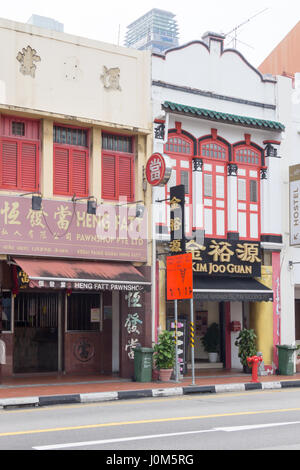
(234, 328), (257, 373)
(153, 330), (175, 381)
(201, 322), (220, 363)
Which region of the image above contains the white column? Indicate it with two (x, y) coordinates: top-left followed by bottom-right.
(192, 158), (203, 232)
(227, 165), (238, 234)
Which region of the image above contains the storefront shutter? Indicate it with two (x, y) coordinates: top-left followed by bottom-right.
(72, 149), (88, 197)
(54, 146), (70, 194)
(102, 153), (116, 199)
(1, 139), (18, 188)
(119, 155), (133, 200)
(20, 141), (38, 191)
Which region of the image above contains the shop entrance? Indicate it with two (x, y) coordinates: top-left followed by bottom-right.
(166, 300), (226, 372)
(13, 292), (59, 373)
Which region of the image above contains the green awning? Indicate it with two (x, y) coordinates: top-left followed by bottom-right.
(162, 101), (285, 131)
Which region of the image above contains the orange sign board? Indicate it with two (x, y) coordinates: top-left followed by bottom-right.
(166, 253), (193, 300)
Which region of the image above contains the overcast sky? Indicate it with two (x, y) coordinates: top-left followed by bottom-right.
(1, 0), (299, 67)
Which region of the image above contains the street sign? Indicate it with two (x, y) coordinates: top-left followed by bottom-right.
(169, 184), (186, 254)
(166, 252), (193, 300)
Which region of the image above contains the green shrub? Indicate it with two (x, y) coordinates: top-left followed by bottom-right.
(153, 330), (175, 370)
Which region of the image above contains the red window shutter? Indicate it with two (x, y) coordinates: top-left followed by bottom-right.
(1, 140), (18, 188)
(72, 149), (88, 197)
(54, 146), (70, 195)
(20, 142), (38, 191)
(118, 156), (133, 200)
(102, 154), (116, 199)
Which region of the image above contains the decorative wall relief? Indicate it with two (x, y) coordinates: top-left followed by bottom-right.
(100, 66), (121, 91)
(73, 337), (95, 362)
(16, 45), (41, 78)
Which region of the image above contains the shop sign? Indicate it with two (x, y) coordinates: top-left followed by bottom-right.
(166, 252), (193, 300)
(0, 195), (147, 262)
(124, 292), (143, 360)
(20, 278), (147, 292)
(169, 184), (186, 255)
(289, 164), (300, 246)
(145, 153), (171, 186)
(186, 238), (261, 278)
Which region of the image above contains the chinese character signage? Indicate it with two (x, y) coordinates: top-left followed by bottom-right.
(169, 185), (186, 255)
(289, 164), (300, 246)
(0, 195), (147, 262)
(186, 238), (261, 277)
(145, 153), (171, 186)
(166, 253), (193, 300)
(124, 292), (143, 360)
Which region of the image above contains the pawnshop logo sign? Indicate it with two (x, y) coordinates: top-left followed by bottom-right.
(0, 195), (148, 262)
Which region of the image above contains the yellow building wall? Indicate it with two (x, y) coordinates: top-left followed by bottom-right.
(250, 266), (273, 365)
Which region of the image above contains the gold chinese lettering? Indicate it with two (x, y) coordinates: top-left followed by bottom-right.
(169, 196), (181, 210)
(169, 240), (182, 253)
(186, 240), (206, 261)
(54, 205), (73, 231)
(1, 201), (21, 225)
(208, 240), (234, 262)
(236, 243), (261, 263)
(170, 217), (182, 231)
(26, 209), (47, 228)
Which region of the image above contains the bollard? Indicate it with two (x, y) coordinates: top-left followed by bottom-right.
(247, 355), (263, 383)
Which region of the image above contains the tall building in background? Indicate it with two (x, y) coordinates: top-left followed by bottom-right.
(125, 8), (179, 53)
(27, 14), (64, 33)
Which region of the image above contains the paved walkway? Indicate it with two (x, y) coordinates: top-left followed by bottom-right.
(1, 369), (300, 407)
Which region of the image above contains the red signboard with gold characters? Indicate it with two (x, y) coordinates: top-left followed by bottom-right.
(166, 252), (193, 300)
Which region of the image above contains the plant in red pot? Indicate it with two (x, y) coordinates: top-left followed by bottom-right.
(153, 330), (175, 382)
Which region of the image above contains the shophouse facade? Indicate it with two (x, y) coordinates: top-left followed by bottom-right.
(151, 32), (287, 373)
(0, 18), (153, 378)
(258, 23), (300, 355)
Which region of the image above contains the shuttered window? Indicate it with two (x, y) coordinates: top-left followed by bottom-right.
(0, 138), (39, 191)
(200, 140), (228, 238)
(53, 125), (89, 197)
(102, 134), (134, 201)
(102, 153), (134, 201)
(54, 145), (88, 197)
(234, 146), (261, 240)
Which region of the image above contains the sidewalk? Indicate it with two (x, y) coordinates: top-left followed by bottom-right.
(1, 369), (300, 408)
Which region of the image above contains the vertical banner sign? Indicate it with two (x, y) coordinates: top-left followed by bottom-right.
(170, 185), (186, 255)
(166, 253), (193, 300)
(289, 164), (300, 246)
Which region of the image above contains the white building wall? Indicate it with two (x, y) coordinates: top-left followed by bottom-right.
(278, 74), (300, 345)
(0, 17), (151, 131)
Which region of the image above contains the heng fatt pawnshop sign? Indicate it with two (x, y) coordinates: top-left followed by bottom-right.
(0, 195), (147, 262)
(186, 238), (261, 278)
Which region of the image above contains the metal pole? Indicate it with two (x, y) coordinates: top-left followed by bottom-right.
(174, 299), (178, 382)
(151, 186), (156, 345)
(190, 297), (195, 385)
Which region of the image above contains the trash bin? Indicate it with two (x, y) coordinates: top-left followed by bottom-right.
(134, 347), (154, 382)
(276, 345), (297, 375)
